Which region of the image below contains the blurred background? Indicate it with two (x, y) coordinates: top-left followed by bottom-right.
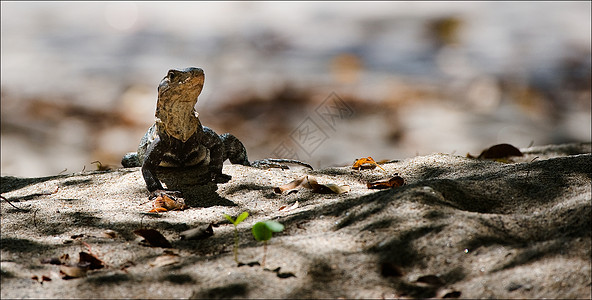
(1, 2), (590, 178)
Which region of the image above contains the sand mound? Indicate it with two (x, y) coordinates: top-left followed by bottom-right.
(1, 143), (590, 298)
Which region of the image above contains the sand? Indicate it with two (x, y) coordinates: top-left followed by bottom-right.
(1, 142), (590, 299)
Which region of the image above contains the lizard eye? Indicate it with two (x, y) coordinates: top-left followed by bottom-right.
(168, 70), (178, 82)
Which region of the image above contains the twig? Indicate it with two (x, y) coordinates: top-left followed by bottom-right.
(140, 214), (146, 229)
(526, 156), (539, 178)
(0, 195), (27, 211)
(81, 241), (94, 255)
(33, 209), (39, 228)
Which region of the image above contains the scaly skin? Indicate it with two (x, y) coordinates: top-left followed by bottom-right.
(122, 67), (312, 198)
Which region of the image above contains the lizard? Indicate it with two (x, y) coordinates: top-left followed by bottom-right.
(121, 67), (312, 199)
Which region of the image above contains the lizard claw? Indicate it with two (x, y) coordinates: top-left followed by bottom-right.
(250, 159), (314, 170)
(150, 189), (183, 200)
(211, 172), (232, 184)
(148, 189), (188, 212)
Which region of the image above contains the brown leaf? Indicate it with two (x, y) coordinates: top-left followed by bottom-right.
(274, 176), (308, 194)
(352, 156), (386, 171)
(416, 274), (444, 286)
(149, 251), (180, 267)
(367, 175), (405, 189)
(134, 228), (172, 248)
(305, 176), (350, 194)
(149, 194), (188, 213)
(120, 261), (136, 272)
(311, 182), (350, 194)
(275, 176), (349, 194)
(279, 201), (299, 212)
(101, 230), (117, 238)
(180, 224), (214, 240)
(472, 143), (523, 159)
(380, 262), (404, 277)
(59, 265), (88, 279)
(91, 160), (114, 171)
(266, 267), (297, 279)
(78, 251), (104, 270)
(442, 290), (462, 298)
(32, 275), (52, 284)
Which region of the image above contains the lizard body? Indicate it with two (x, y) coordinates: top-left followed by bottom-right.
(122, 67), (311, 197)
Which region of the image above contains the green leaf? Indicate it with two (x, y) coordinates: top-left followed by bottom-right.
(223, 214), (236, 225)
(264, 221), (284, 233)
(235, 212), (249, 225)
(252, 221), (284, 242)
(252, 222), (272, 242)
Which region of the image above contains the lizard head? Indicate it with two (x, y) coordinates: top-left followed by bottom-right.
(158, 67), (205, 102)
(155, 67), (205, 141)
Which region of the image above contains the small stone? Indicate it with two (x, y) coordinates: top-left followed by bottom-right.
(506, 282), (522, 292)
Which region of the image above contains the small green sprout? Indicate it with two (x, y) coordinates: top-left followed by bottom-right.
(252, 221), (284, 267)
(224, 212), (249, 264)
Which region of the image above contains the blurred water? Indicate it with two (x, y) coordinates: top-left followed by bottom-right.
(1, 2), (590, 177)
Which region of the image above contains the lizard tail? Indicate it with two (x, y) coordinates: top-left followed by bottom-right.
(250, 158), (314, 170)
(220, 133), (314, 170)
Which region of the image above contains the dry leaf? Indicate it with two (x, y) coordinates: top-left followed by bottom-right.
(180, 224), (214, 240)
(149, 194), (188, 213)
(150, 252), (180, 267)
(120, 261), (135, 272)
(367, 175), (405, 189)
(275, 176), (349, 195)
(279, 201), (299, 212)
(134, 229), (173, 248)
(416, 274), (444, 286)
(352, 156), (386, 171)
(274, 176), (308, 194)
(267, 267), (297, 279)
(237, 261), (261, 267)
(101, 230), (117, 239)
(468, 143), (523, 159)
(59, 265), (88, 279)
(91, 160), (114, 171)
(31, 275), (52, 284)
(441, 290), (462, 298)
(311, 182), (351, 194)
(307, 177), (350, 194)
(380, 262), (404, 277)
(78, 251), (104, 270)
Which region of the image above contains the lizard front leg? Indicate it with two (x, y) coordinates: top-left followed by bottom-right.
(220, 133), (250, 166)
(203, 127), (231, 183)
(141, 135), (171, 196)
